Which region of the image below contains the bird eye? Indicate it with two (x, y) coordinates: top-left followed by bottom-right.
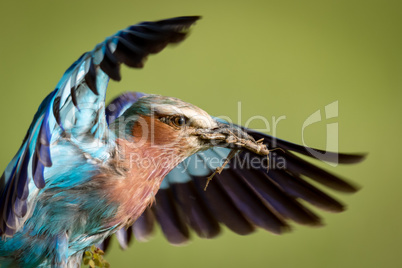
(172, 116), (188, 127)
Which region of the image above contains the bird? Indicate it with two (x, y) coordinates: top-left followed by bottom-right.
(0, 16), (365, 267)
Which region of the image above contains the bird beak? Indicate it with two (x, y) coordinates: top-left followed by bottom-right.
(194, 122), (269, 156)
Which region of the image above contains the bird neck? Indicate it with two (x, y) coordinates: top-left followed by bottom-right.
(104, 137), (188, 227)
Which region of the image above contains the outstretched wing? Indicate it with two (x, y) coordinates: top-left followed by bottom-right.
(0, 16), (201, 237)
(101, 92), (365, 250)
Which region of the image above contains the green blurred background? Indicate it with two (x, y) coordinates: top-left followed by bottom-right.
(0, 1), (401, 267)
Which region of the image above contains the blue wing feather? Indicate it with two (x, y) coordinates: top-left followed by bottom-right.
(0, 16), (201, 238)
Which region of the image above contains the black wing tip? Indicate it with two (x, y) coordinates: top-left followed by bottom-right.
(340, 152), (367, 164)
(156, 16), (202, 25)
(297, 150), (367, 165)
(100, 15), (201, 79)
(339, 180), (361, 194)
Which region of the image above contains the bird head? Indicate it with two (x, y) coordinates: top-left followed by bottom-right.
(111, 94), (269, 160)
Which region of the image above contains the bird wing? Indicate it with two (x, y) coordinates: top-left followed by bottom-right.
(100, 92), (365, 250)
(0, 16), (201, 237)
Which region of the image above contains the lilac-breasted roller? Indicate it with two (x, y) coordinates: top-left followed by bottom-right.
(0, 16), (364, 267)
